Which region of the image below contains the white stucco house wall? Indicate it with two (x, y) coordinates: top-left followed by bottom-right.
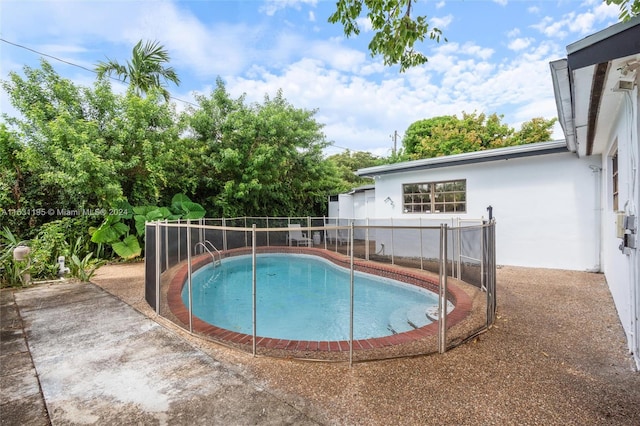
(550, 17), (639, 369)
(330, 17), (639, 368)
(348, 142), (601, 271)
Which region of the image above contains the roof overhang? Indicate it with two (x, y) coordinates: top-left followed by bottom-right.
(550, 16), (640, 157)
(347, 184), (375, 194)
(356, 140), (569, 177)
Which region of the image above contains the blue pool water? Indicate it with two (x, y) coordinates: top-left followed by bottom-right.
(183, 253), (442, 341)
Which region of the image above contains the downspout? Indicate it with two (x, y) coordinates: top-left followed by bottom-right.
(622, 87), (639, 369)
(589, 164), (603, 272)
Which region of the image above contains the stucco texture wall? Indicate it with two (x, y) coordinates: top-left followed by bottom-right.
(372, 151), (602, 271)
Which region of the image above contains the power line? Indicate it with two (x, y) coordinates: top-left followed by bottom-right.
(1, 38), (361, 153)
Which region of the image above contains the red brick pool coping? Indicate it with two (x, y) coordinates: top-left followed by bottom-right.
(166, 247), (472, 352)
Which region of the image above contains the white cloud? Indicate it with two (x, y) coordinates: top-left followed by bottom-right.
(507, 28), (520, 38)
(356, 17), (374, 32)
(508, 38), (533, 51)
(220, 27), (564, 155)
(527, 6), (540, 15)
(0, 0), (614, 157)
(457, 43), (495, 61)
(309, 41), (367, 72)
(532, 16), (568, 38)
(431, 14), (453, 30)
(531, 2), (619, 39)
(260, 0), (318, 16)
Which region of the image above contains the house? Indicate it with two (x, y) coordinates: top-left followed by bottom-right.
(331, 17), (639, 368)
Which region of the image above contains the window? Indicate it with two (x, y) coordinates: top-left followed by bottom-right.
(612, 151), (619, 211)
(403, 180), (466, 213)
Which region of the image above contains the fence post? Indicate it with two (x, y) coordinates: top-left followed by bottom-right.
(244, 217), (248, 248)
(455, 218), (461, 280)
(164, 219), (169, 272)
(222, 217), (228, 252)
(349, 221), (355, 368)
(266, 217), (270, 247)
(252, 224), (257, 356)
(323, 216), (328, 250)
(390, 217), (395, 265)
(365, 218), (370, 261)
(486, 221), (497, 327)
(480, 220), (486, 292)
(155, 221), (161, 314)
(438, 223), (448, 354)
(419, 218), (424, 270)
(177, 218), (181, 263)
(186, 220), (193, 333)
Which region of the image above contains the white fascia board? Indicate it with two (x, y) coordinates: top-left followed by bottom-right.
(356, 140), (569, 177)
(549, 59), (577, 153)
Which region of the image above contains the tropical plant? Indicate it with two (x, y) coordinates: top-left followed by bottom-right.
(90, 194), (206, 260)
(69, 252), (105, 282)
(95, 40), (180, 102)
(28, 221), (73, 279)
(90, 201), (139, 260)
(0, 227), (30, 287)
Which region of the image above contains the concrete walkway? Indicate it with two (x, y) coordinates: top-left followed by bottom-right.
(3, 264), (640, 425)
(0, 282), (320, 425)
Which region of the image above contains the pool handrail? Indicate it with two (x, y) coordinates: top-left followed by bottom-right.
(194, 241), (222, 267)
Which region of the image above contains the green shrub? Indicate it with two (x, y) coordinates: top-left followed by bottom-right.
(0, 227), (30, 287)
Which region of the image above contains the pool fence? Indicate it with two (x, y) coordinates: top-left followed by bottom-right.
(144, 217), (497, 364)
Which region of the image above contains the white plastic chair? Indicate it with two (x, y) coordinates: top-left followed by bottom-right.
(287, 224), (313, 246)
(326, 228), (349, 245)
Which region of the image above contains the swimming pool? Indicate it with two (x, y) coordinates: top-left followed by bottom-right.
(165, 247), (473, 357)
(182, 253), (451, 341)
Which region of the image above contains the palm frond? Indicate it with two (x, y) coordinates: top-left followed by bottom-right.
(93, 39), (180, 101)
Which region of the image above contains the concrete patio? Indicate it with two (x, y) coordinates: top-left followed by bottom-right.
(1, 263), (639, 425)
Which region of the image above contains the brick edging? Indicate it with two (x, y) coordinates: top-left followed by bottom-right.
(166, 247), (472, 352)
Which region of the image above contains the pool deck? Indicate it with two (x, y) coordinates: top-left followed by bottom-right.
(2, 263), (640, 425)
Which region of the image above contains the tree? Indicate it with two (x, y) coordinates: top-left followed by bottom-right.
(402, 112), (556, 159)
(326, 150), (382, 190)
(95, 40), (180, 102)
(330, 1), (637, 72)
(606, 0), (640, 20)
(1, 59), (180, 234)
(180, 79), (343, 217)
(510, 117), (557, 146)
(329, 0), (445, 71)
(402, 116), (458, 156)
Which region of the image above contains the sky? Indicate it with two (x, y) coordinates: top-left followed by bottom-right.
(0, 0), (623, 157)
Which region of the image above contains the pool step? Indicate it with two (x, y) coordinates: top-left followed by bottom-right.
(425, 301), (454, 321)
(388, 305), (432, 334)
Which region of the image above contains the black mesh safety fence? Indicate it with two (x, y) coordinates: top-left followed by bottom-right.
(144, 217), (497, 363)
(144, 223), (157, 311)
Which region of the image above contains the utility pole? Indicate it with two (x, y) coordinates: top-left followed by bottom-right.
(391, 130), (398, 156)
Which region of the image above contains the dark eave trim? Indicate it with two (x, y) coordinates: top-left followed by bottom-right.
(567, 20), (640, 70)
(586, 62), (609, 156)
